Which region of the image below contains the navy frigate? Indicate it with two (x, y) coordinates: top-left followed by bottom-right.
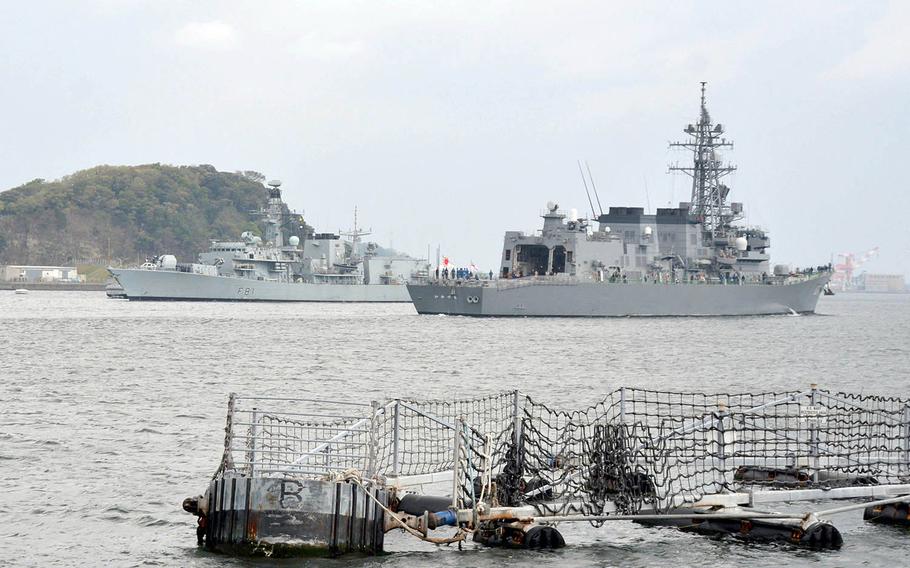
(109, 181), (429, 301)
(407, 84), (831, 316)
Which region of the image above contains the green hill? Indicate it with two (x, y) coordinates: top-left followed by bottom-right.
(0, 164), (279, 266)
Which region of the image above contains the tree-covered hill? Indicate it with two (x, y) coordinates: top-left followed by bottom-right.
(0, 164), (274, 265)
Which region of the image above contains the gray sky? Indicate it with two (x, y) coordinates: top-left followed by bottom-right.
(2, 1), (908, 275)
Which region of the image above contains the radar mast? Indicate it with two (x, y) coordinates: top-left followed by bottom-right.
(260, 179), (284, 247)
(669, 83), (738, 238)
(340, 206), (372, 262)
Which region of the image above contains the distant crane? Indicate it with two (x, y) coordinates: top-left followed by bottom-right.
(831, 247), (879, 291)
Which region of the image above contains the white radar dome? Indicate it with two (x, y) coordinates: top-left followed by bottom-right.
(288, 236), (300, 247)
(735, 236), (748, 251)
(159, 255), (177, 270)
(568, 208), (578, 222)
(644, 226), (652, 236)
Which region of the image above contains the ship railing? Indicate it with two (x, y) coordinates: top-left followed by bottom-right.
(427, 272), (828, 290)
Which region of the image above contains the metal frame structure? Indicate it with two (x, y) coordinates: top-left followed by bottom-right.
(669, 82), (739, 238)
(198, 385), (910, 555)
(216, 386), (909, 514)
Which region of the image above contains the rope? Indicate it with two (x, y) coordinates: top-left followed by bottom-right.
(332, 469), (470, 545)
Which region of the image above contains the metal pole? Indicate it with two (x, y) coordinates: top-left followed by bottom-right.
(453, 417), (463, 509)
(526, 512), (804, 523)
(398, 401), (455, 430)
(218, 393), (237, 475)
(368, 399), (379, 478)
(619, 387), (627, 423)
(512, 390), (522, 449)
(814, 494), (910, 517)
(904, 404), (910, 475)
(809, 384), (819, 482)
(392, 400), (401, 478)
(510, 391), (525, 501)
(715, 402), (727, 475)
(249, 408), (258, 477)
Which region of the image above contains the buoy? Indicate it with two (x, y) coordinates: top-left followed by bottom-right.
(863, 502), (910, 526)
(635, 508), (842, 549)
(473, 520), (565, 549)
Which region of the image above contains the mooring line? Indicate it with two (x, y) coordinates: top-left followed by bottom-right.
(332, 469), (470, 545)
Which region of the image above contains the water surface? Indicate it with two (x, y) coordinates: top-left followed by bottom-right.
(1, 292), (908, 567)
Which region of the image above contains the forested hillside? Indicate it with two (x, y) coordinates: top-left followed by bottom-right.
(0, 164), (273, 265)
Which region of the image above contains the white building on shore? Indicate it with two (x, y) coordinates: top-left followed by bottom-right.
(855, 272), (906, 293)
(1, 265), (83, 283)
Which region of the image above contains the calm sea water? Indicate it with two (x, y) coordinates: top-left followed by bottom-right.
(1, 291), (908, 567)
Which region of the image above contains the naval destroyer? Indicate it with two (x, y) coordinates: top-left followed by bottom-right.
(408, 84), (831, 316)
(110, 181), (428, 301)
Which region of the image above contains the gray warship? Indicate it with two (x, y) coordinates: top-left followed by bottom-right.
(408, 84), (831, 316)
(110, 181), (429, 301)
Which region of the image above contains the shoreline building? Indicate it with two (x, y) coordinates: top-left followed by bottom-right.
(854, 272), (906, 293)
(1, 265), (83, 283)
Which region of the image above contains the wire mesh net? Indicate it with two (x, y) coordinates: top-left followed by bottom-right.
(215, 388), (910, 517)
(500, 388), (910, 518)
(373, 393), (515, 478)
(216, 396), (377, 477)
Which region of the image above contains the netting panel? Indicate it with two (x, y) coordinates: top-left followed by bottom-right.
(373, 393), (515, 478)
(216, 388), (910, 517)
(488, 388), (910, 517)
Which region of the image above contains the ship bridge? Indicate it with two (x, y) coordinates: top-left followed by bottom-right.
(500, 204), (590, 278)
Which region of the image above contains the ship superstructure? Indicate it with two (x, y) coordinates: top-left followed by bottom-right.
(408, 84), (831, 316)
(502, 83), (771, 283)
(110, 180), (429, 301)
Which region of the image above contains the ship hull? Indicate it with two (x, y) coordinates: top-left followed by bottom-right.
(407, 275), (830, 317)
(110, 268), (411, 302)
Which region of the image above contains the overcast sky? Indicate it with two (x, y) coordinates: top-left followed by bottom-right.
(2, 1), (908, 275)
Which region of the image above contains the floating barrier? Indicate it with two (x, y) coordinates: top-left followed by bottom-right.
(864, 500), (910, 527)
(184, 386), (910, 556)
(633, 507), (843, 548)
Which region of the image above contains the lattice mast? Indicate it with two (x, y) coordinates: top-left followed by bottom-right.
(669, 83), (738, 239)
(340, 206), (372, 262)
